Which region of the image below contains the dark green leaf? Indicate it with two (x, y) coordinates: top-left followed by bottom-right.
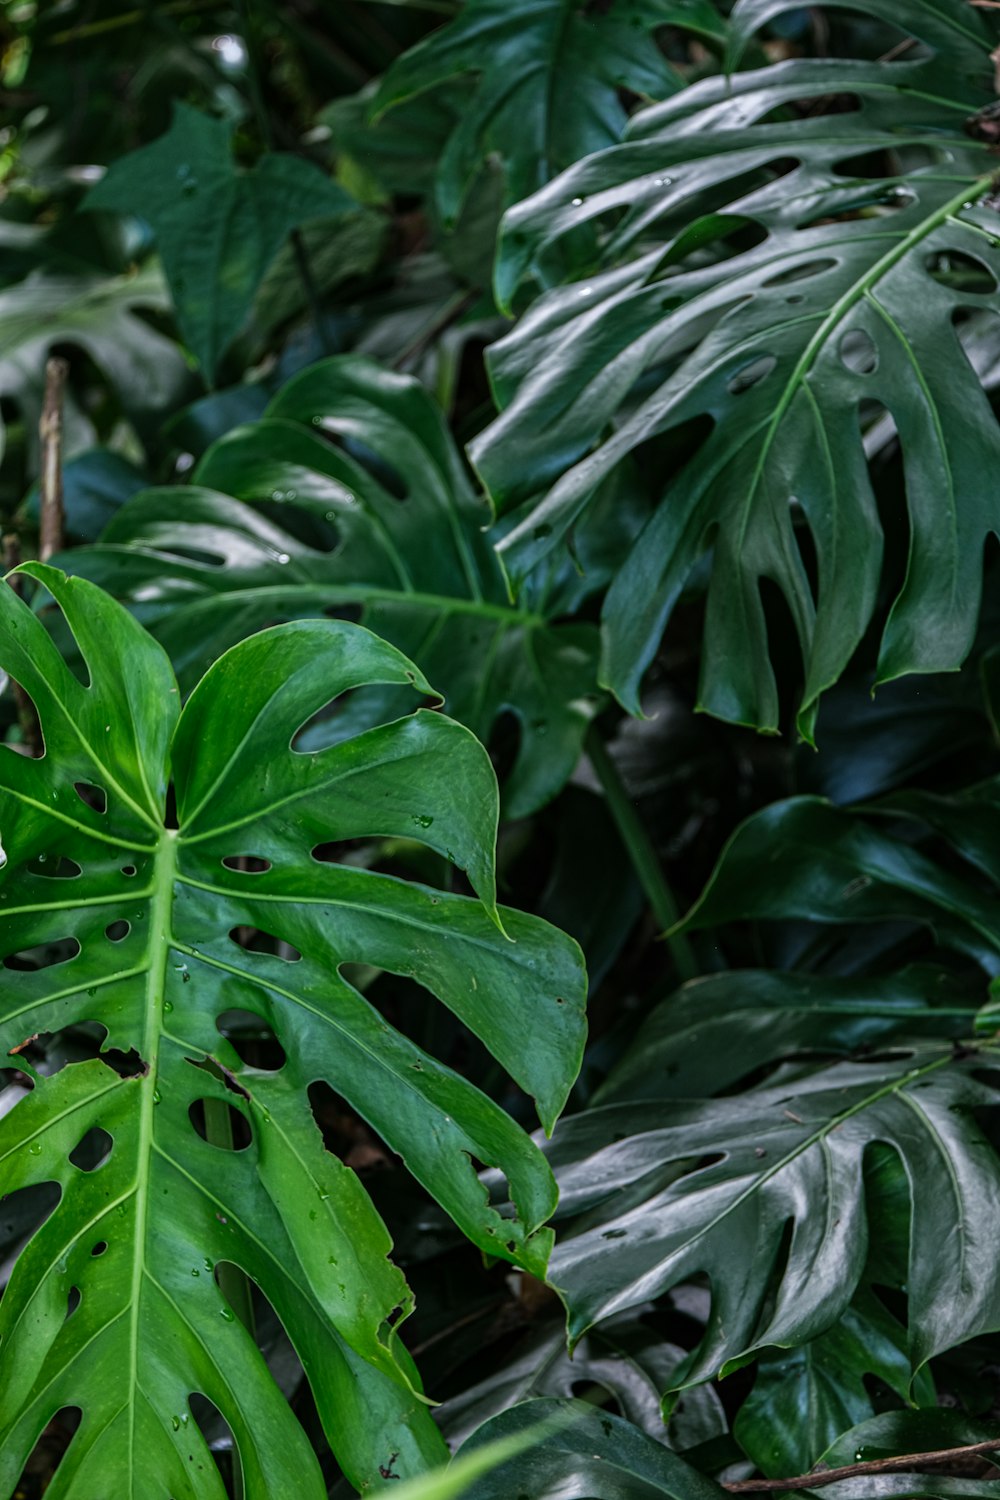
(471, 3), (1000, 732)
(63, 356), (601, 817)
(86, 105), (357, 382)
(374, 0), (722, 220)
(540, 1046), (1000, 1392)
(458, 1398), (728, 1500)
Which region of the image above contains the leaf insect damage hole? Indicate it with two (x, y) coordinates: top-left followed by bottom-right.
(73, 781), (107, 813)
(228, 926), (302, 961)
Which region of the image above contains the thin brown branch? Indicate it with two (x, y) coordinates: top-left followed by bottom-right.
(2, 535), (42, 757)
(723, 1438), (1000, 1493)
(38, 356), (68, 564)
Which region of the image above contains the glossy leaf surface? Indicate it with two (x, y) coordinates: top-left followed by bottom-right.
(542, 1045), (1000, 1391)
(0, 566), (586, 1495)
(374, 0), (722, 220)
(64, 356), (600, 817)
(471, 0), (999, 731)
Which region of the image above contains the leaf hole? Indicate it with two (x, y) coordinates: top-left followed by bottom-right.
(189, 1098), (253, 1151)
(73, 781), (107, 814)
(216, 1009), (287, 1071)
(26, 854), (81, 879)
(3, 936), (80, 971)
(164, 543), (228, 568)
(189, 1392), (242, 1496)
(90, 1240), (108, 1257)
(13, 1407), (81, 1495)
(105, 920), (130, 942)
(308, 1080), (393, 1171)
(66, 1285), (81, 1320)
(221, 855), (272, 873)
(121, 864), (137, 877)
(726, 355), (776, 396)
(100, 1046), (148, 1078)
(228, 927), (301, 962)
(925, 250), (997, 296)
(69, 1126), (113, 1172)
(839, 328), (879, 375)
(761, 258), (837, 289)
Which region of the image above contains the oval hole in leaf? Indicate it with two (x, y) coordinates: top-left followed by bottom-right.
(69, 1126), (113, 1172)
(74, 782), (107, 814)
(164, 543), (228, 568)
(105, 920), (130, 942)
(216, 1009), (287, 1071)
(15, 1408), (82, 1495)
(189, 1392), (241, 1491)
(121, 864), (137, 877)
(90, 1240), (108, 1257)
(727, 355), (776, 396)
(221, 855), (272, 873)
(66, 1285), (81, 1320)
(189, 1098), (253, 1151)
(229, 927), (302, 962)
(926, 250), (997, 295)
(832, 145), (939, 179)
(762, 258), (837, 288)
(27, 854), (82, 879)
(3, 936), (80, 971)
(0, 1181), (60, 1262)
(839, 329), (879, 375)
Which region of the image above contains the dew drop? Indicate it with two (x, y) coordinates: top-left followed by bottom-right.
(163, 1000), (174, 1013)
(28, 1142), (41, 1156)
(191, 1268), (200, 1277)
(318, 1188), (330, 1201)
(411, 813), (434, 829)
(220, 1307), (235, 1321)
(152, 1089), (161, 1104)
(571, 196), (584, 207)
(171, 1416), (180, 1432)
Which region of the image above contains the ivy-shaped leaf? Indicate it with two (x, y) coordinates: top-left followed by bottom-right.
(86, 104), (356, 382)
(0, 566), (586, 1495)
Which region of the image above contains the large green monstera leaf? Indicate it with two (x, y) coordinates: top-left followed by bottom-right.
(63, 356), (602, 817)
(373, 0), (723, 220)
(541, 1043), (1000, 1398)
(0, 566), (586, 1496)
(471, 0), (1000, 735)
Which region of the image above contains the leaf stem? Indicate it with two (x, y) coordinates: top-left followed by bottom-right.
(38, 356), (67, 564)
(724, 1437), (1000, 1493)
(584, 724), (697, 981)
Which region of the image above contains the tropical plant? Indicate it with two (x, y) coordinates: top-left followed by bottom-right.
(6, 0), (1000, 1497)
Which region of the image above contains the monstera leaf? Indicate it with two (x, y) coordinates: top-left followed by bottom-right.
(541, 1043), (1000, 1399)
(471, 0), (1000, 734)
(0, 566), (586, 1495)
(458, 1398), (726, 1500)
(87, 104), (357, 382)
(373, 0), (724, 220)
(63, 356), (602, 817)
(0, 261), (190, 464)
(678, 790), (1000, 974)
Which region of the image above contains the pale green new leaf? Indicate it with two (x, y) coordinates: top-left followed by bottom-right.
(471, 0), (1000, 734)
(0, 566), (586, 1496)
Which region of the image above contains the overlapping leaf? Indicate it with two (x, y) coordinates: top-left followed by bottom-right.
(373, 0), (724, 220)
(0, 261), (190, 464)
(459, 1398), (727, 1500)
(63, 356), (602, 816)
(540, 1045), (1000, 1397)
(0, 566), (586, 1495)
(471, 0), (1000, 733)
